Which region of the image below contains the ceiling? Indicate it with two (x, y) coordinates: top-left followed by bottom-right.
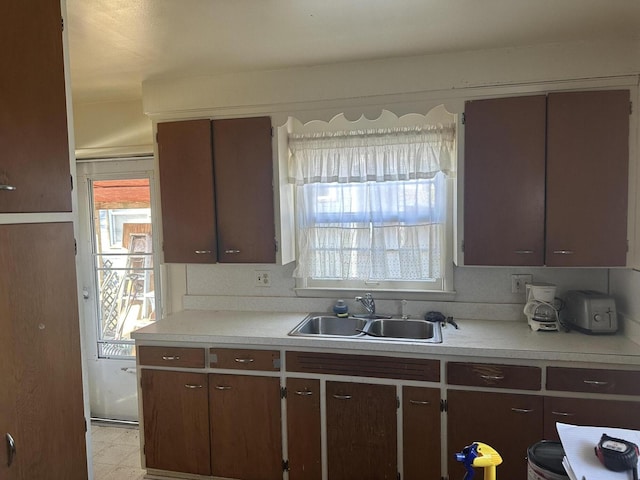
(66, 0), (640, 104)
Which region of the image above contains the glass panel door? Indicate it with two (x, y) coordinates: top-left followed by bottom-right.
(89, 178), (156, 358)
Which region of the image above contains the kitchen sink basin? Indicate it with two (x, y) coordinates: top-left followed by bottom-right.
(289, 314), (368, 337)
(288, 314), (442, 343)
(364, 318), (442, 342)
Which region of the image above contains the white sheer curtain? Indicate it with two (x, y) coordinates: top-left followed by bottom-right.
(289, 125), (455, 284)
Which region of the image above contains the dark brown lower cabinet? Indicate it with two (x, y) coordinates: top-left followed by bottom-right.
(209, 374), (282, 480)
(403, 386), (441, 480)
(447, 390), (543, 480)
(0, 222), (87, 479)
(287, 378), (322, 480)
(326, 381), (397, 480)
(140, 369), (211, 475)
(544, 397), (640, 440)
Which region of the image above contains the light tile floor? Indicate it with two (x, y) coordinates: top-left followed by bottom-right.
(91, 424), (146, 480)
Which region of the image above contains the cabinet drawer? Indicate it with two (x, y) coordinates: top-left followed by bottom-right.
(546, 367), (640, 396)
(447, 362), (541, 390)
(138, 346), (205, 368)
(210, 348), (281, 371)
(286, 351), (440, 382)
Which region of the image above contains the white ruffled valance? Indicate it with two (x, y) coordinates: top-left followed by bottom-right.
(288, 124), (455, 185)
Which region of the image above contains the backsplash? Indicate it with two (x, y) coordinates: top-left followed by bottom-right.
(180, 263), (608, 322)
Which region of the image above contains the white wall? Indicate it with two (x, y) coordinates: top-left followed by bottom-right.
(141, 38), (639, 324)
(73, 99), (153, 159)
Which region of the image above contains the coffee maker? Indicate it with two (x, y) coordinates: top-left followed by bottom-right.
(524, 283), (559, 331)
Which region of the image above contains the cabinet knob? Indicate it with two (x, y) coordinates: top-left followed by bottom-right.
(514, 250), (534, 254)
(215, 385), (232, 391)
(161, 355), (180, 361)
(224, 249), (241, 254)
(552, 250), (574, 255)
(332, 394), (352, 400)
(583, 379), (608, 386)
(0, 185), (16, 191)
(194, 250), (212, 254)
(409, 399), (430, 406)
(6, 433), (16, 467)
(480, 374), (505, 381)
(184, 384), (203, 389)
(511, 407), (534, 414)
(551, 411), (575, 417)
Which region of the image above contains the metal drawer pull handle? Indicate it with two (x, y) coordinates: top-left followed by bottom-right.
(225, 249), (241, 254)
(184, 384), (203, 389)
(215, 385), (232, 390)
(295, 390), (313, 396)
(553, 250), (574, 255)
(162, 355), (180, 361)
(583, 380), (608, 386)
(551, 411), (574, 417)
(333, 394), (352, 400)
(6, 433), (15, 467)
(194, 250), (212, 254)
(511, 408), (534, 414)
(0, 185), (16, 191)
(480, 375), (505, 381)
(409, 400), (430, 405)
(514, 250), (534, 254)
(234, 357), (255, 364)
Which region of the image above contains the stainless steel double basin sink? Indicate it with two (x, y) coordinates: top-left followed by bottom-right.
(288, 313), (442, 343)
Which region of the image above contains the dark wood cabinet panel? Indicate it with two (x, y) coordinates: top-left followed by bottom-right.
(447, 390), (543, 480)
(209, 374), (282, 480)
(546, 90), (629, 266)
(286, 351), (440, 382)
(463, 95), (547, 266)
(212, 117), (276, 263)
(547, 366), (640, 396)
(157, 119), (217, 263)
(326, 381), (397, 480)
(0, 0), (71, 213)
(210, 348), (280, 371)
(544, 397), (640, 440)
(138, 346), (205, 368)
(403, 386), (441, 480)
(447, 362), (541, 390)
(287, 378), (322, 480)
(140, 369), (211, 475)
(0, 223), (87, 479)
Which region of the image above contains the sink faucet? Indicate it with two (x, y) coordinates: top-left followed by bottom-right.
(355, 293), (376, 318)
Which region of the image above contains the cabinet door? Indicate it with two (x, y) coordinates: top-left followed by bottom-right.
(157, 119), (217, 263)
(287, 378), (321, 480)
(141, 369), (211, 475)
(326, 381), (397, 480)
(0, 223), (86, 479)
(463, 96), (547, 266)
(403, 386), (441, 480)
(544, 397), (640, 440)
(209, 374), (282, 480)
(546, 90), (629, 266)
(447, 390), (543, 480)
(0, 0), (71, 213)
(212, 117), (276, 263)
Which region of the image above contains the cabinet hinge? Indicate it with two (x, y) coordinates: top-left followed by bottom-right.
(275, 239), (279, 253)
(461, 112), (466, 125)
(630, 101), (633, 115)
(271, 126), (275, 138)
(282, 459), (289, 471)
(397, 472), (401, 480)
(70, 174), (74, 191)
(461, 240), (465, 253)
(156, 132), (159, 143)
(61, 17), (64, 31)
(84, 419), (87, 432)
(280, 386), (287, 399)
(397, 396), (400, 409)
(74, 239), (77, 255)
(440, 399), (448, 412)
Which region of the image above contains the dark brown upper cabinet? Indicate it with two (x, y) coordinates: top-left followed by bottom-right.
(463, 90), (629, 267)
(157, 116), (276, 264)
(0, 0), (71, 213)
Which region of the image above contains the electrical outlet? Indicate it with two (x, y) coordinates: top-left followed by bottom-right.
(255, 270), (271, 287)
(511, 274), (532, 293)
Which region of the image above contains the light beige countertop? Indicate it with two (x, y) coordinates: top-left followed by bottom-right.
(132, 310), (640, 366)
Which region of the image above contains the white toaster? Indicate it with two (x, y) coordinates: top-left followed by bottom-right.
(563, 290), (618, 334)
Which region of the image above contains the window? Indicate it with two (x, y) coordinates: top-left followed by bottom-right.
(289, 120), (455, 292)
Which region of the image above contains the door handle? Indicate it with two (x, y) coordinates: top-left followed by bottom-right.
(6, 433), (15, 467)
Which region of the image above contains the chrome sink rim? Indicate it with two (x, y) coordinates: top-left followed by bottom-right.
(288, 313), (443, 343)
